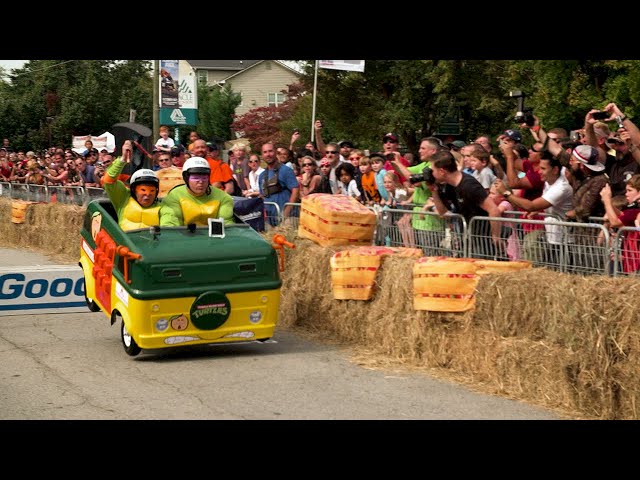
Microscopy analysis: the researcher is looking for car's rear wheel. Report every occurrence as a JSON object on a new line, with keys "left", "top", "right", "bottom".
{"left": 83, "top": 285, "right": 101, "bottom": 312}
{"left": 121, "top": 318, "right": 141, "bottom": 357}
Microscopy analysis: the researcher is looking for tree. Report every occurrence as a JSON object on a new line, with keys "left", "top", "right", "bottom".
{"left": 230, "top": 83, "right": 303, "bottom": 149}
{"left": 0, "top": 60, "right": 153, "bottom": 151}
{"left": 198, "top": 83, "right": 241, "bottom": 143}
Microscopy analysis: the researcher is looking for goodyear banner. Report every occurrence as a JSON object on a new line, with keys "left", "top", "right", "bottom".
{"left": 0, "top": 266, "right": 87, "bottom": 316}
{"left": 160, "top": 60, "right": 198, "bottom": 126}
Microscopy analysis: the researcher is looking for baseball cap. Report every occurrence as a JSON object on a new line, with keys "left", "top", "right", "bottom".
{"left": 572, "top": 145, "right": 605, "bottom": 172}
{"left": 383, "top": 132, "right": 399, "bottom": 143}
{"left": 451, "top": 140, "right": 466, "bottom": 149}
{"left": 606, "top": 136, "right": 625, "bottom": 147}
{"left": 83, "top": 148, "right": 99, "bottom": 158}
{"left": 338, "top": 139, "right": 354, "bottom": 148}
{"left": 503, "top": 129, "right": 522, "bottom": 142}
{"left": 171, "top": 145, "right": 185, "bottom": 156}
{"left": 319, "top": 158, "right": 331, "bottom": 167}
{"left": 206, "top": 141, "right": 219, "bottom": 151}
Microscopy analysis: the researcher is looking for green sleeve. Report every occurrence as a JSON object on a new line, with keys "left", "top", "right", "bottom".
{"left": 159, "top": 189, "right": 183, "bottom": 226}
{"left": 103, "top": 158, "right": 129, "bottom": 210}
{"left": 106, "top": 157, "right": 126, "bottom": 178}
{"left": 218, "top": 191, "right": 235, "bottom": 225}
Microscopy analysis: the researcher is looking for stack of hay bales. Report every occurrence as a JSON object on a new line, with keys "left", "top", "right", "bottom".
{"left": 298, "top": 193, "right": 377, "bottom": 247}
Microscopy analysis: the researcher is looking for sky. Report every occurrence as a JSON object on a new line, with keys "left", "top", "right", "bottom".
{"left": 0, "top": 60, "right": 27, "bottom": 71}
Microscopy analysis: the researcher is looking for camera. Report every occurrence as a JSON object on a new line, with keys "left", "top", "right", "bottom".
{"left": 569, "top": 130, "right": 582, "bottom": 142}
{"left": 509, "top": 90, "right": 535, "bottom": 127}
{"left": 409, "top": 166, "right": 436, "bottom": 185}
{"left": 385, "top": 153, "right": 396, "bottom": 161}
{"left": 592, "top": 111, "right": 609, "bottom": 121}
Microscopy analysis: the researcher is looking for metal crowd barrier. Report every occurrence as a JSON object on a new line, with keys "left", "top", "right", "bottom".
{"left": 374, "top": 207, "right": 467, "bottom": 258}
{"left": 613, "top": 226, "right": 640, "bottom": 277}
{"left": 2, "top": 186, "right": 635, "bottom": 278}
{"left": 468, "top": 217, "right": 610, "bottom": 275}
{"left": 263, "top": 201, "right": 282, "bottom": 228}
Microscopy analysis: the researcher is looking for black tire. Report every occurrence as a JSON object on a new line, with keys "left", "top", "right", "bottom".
{"left": 84, "top": 287, "right": 101, "bottom": 312}
{"left": 121, "top": 318, "right": 141, "bottom": 357}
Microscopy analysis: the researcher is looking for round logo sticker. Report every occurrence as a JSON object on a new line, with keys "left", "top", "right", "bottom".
{"left": 190, "top": 291, "right": 231, "bottom": 330}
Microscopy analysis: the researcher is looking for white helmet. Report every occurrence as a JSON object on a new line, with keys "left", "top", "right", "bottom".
{"left": 129, "top": 168, "right": 159, "bottom": 200}
{"left": 182, "top": 156, "right": 211, "bottom": 183}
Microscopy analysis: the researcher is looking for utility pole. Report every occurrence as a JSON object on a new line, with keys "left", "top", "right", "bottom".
{"left": 153, "top": 60, "right": 159, "bottom": 143}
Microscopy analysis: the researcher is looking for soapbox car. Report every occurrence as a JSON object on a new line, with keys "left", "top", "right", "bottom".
{"left": 79, "top": 198, "right": 291, "bottom": 357}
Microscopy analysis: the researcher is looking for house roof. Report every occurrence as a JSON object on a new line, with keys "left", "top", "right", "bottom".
{"left": 185, "top": 60, "right": 261, "bottom": 71}
{"left": 220, "top": 60, "right": 301, "bottom": 83}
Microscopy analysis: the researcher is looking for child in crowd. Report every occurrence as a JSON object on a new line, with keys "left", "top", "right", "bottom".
{"left": 489, "top": 183, "right": 520, "bottom": 260}
{"left": 359, "top": 156, "right": 381, "bottom": 205}
{"left": 380, "top": 171, "right": 407, "bottom": 208}
{"left": 371, "top": 154, "right": 389, "bottom": 202}
{"left": 335, "top": 162, "right": 361, "bottom": 200}
{"left": 600, "top": 175, "right": 640, "bottom": 274}
{"left": 470, "top": 146, "right": 497, "bottom": 191}
{"left": 155, "top": 126, "right": 175, "bottom": 153}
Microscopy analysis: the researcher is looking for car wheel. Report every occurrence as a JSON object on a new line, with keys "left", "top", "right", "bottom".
{"left": 121, "top": 318, "right": 141, "bottom": 357}
{"left": 84, "top": 289, "right": 101, "bottom": 312}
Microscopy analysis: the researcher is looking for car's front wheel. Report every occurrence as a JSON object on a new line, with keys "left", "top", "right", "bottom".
{"left": 120, "top": 317, "right": 141, "bottom": 357}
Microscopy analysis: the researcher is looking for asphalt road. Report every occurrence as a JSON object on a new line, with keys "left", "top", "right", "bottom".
{"left": 0, "top": 247, "right": 560, "bottom": 420}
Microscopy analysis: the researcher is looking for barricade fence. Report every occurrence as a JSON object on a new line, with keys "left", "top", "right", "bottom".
{"left": 3, "top": 187, "right": 638, "bottom": 277}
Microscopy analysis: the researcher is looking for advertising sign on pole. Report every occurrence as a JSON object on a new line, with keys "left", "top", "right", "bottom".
{"left": 318, "top": 60, "right": 365, "bottom": 73}
{"left": 159, "top": 60, "right": 198, "bottom": 126}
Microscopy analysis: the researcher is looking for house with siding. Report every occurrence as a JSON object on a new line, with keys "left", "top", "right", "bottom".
{"left": 186, "top": 60, "right": 302, "bottom": 116}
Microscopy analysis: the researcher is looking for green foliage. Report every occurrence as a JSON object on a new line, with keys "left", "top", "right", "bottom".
{"left": 4, "top": 59, "right": 640, "bottom": 155}
{"left": 0, "top": 60, "right": 152, "bottom": 151}
{"left": 197, "top": 83, "right": 241, "bottom": 142}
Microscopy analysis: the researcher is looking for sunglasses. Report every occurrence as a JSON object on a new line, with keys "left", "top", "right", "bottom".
{"left": 349, "top": 156, "right": 361, "bottom": 161}
{"left": 189, "top": 174, "right": 209, "bottom": 181}
{"left": 303, "top": 163, "right": 315, "bottom": 167}
{"left": 248, "top": 160, "right": 258, "bottom": 163}
{"left": 384, "top": 139, "right": 397, "bottom": 144}
{"left": 159, "top": 158, "right": 171, "bottom": 162}
{"left": 320, "top": 164, "right": 331, "bottom": 168}
{"left": 325, "top": 151, "right": 338, "bottom": 154}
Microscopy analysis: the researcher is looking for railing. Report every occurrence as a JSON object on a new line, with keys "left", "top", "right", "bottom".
{"left": 3, "top": 186, "right": 636, "bottom": 277}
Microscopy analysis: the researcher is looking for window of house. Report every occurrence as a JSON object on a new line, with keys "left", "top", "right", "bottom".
{"left": 197, "top": 70, "right": 208, "bottom": 84}
{"left": 268, "top": 93, "right": 285, "bottom": 107}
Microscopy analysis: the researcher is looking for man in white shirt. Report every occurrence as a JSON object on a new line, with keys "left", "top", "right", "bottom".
{"left": 494, "top": 154, "right": 573, "bottom": 264}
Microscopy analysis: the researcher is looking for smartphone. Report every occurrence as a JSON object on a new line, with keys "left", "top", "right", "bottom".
{"left": 592, "top": 111, "right": 609, "bottom": 120}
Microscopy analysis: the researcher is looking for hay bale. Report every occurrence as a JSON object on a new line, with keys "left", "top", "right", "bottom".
{"left": 278, "top": 227, "right": 640, "bottom": 419}
{"left": 11, "top": 200, "right": 38, "bottom": 224}
{"left": 0, "top": 197, "right": 84, "bottom": 263}
{"left": 330, "top": 246, "right": 422, "bottom": 300}
{"left": 413, "top": 257, "right": 479, "bottom": 312}
{"left": 297, "top": 193, "right": 377, "bottom": 247}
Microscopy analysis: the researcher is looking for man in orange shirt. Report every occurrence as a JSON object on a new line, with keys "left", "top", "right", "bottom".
{"left": 191, "top": 139, "right": 234, "bottom": 194}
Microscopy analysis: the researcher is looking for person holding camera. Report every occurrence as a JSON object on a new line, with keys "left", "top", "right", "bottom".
{"left": 391, "top": 137, "right": 446, "bottom": 253}
{"left": 427, "top": 150, "right": 506, "bottom": 259}
{"left": 596, "top": 102, "right": 640, "bottom": 197}
{"left": 381, "top": 132, "right": 411, "bottom": 185}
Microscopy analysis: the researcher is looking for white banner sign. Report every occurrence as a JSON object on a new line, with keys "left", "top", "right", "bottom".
{"left": 318, "top": 60, "right": 365, "bottom": 73}
{"left": 71, "top": 132, "right": 116, "bottom": 155}
{"left": 0, "top": 266, "right": 87, "bottom": 316}
{"left": 178, "top": 60, "right": 197, "bottom": 109}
